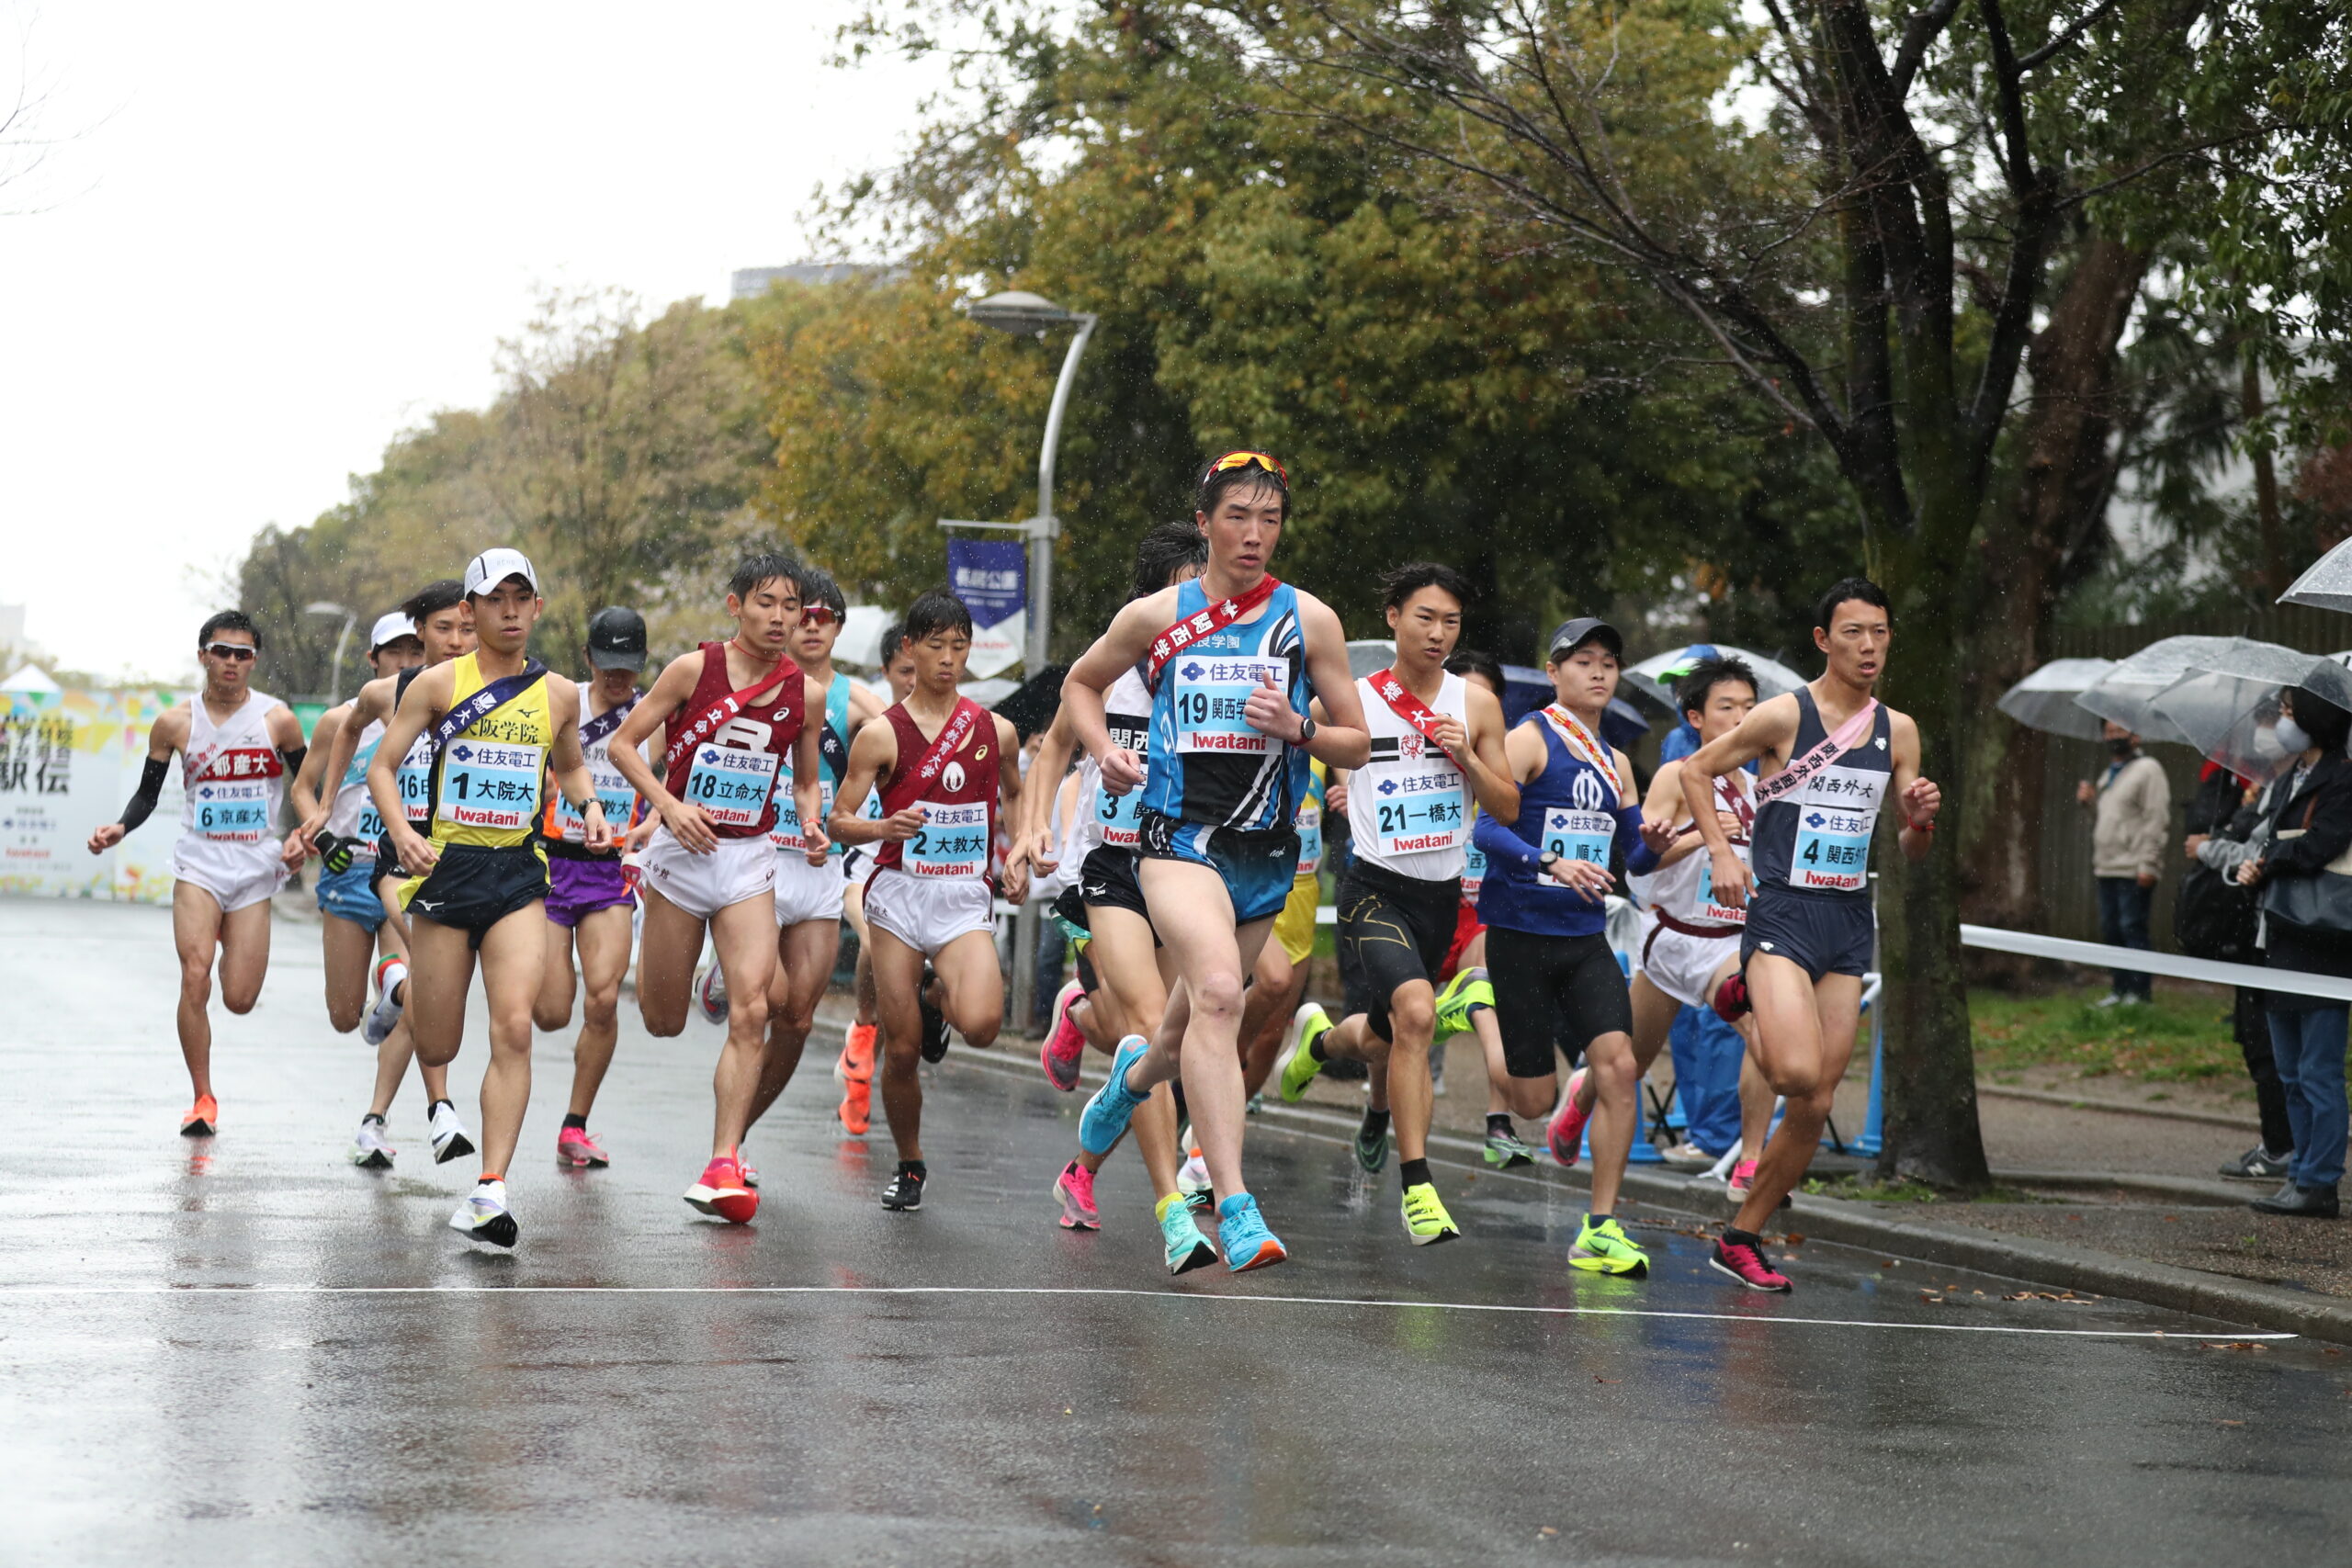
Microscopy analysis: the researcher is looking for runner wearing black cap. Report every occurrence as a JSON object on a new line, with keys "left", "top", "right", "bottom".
{"left": 532, "top": 605, "right": 659, "bottom": 1170}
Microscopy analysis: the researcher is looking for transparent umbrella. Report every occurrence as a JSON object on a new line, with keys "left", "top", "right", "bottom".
{"left": 1995, "top": 658, "right": 2117, "bottom": 741}
{"left": 2279, "top": 540, "right": 2352, "bottom": 614}
{"left": 1620, "top": 643, "right": 1809, "bottom": 714}
{"left": 2074, "top": 636, "right": 2249, "bottom": 743}
{"left": 2148, "top": 642, "right": 2352, "bottom": 784}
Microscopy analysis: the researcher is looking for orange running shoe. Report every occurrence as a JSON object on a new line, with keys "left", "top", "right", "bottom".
{"left": 834, "top": 1022, "right": 877, "bottom": 1089}
{"left": 838, "top": 1075, "right": 872, "bottom": 1137}
{"left": 180, "top": 1094, "right": 219, "bottom": 1137}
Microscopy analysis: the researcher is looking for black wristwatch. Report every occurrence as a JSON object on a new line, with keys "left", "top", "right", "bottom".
{"left": 1296, "top": 715, "right": 1317, "bottom": 746}
{"left": 1539, "top": 850, "right": 1562, "bottom": 876}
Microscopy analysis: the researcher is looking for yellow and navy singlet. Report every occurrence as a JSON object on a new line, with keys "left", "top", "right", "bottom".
{"left": 424, "top": 652, "right": 554, "bottom": 853}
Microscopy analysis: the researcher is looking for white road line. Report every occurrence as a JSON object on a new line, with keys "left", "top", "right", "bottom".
{"left": 0, "top": 1283, "right": 2294, "bottom": 1338}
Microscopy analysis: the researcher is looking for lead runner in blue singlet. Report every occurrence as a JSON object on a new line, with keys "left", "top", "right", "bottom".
{"left": 1058, "top": 451, "right": 1371, "bottom": 1271}
{"left": 1680, "top": 576, "right": 1943, "bottom": 1292}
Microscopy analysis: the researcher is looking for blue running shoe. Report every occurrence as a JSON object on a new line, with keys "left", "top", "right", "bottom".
{"left": 1078, "top": 1035, "right": 1151, "bottom": 1157}
{"left": 1215, "top": 1193, "right": 1287, "bottom": 1272}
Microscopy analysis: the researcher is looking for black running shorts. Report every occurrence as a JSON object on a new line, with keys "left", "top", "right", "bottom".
{"left": 401, "top": 843, "right": 548, "bottom": 949}
{"left": 1485, "top": 925, "right": 1633, "bottom": 1078}
{"left": 1336, "top": 860, "right": 1463, "bottom": 1043}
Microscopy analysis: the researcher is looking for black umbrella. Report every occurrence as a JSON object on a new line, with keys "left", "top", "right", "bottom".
{"left": 990, "top": 662, "right": 1069, "bottom": 739}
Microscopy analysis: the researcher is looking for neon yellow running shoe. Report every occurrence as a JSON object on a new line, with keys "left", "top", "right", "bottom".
{"left": 1277, "top": 1003, "right": 1333, "bottom": 1103}
{"left": 1400, "top": 1181, "right": 1462, "bottom": 1246}
{"left": 1432, "top": 967, "right": 1492, "bottom": 1041}
{"left": 1568, "top": 1213, "right": 1650, "bottom": 1278}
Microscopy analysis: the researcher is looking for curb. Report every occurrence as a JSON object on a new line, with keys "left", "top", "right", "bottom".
{"left": 922, "top": 1039, "right": 2352, "bottom": 1347}
{"left": 1977, "top": 1081, "right": 2256, "bottom": 1132}
{"left": 1991, "top": 1168, "right": 2259, "bottom": 1206}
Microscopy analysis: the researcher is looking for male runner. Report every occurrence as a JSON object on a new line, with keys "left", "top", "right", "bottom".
{"left": 1274, "top": 562, "right": 1519, "bottom": 1245}
{"left": 369, "top": 548, "right": 611, "bottom": 1247}
{"left": 831, "top": 589, "right": 1026, "bottom": 1212}
{"left": 1468, "top": 617, "right": 1652, "bottom": 1275}
{"left": 299, "top": 579, "right": 480, "bottom": 1164}
{"left": 1021, "top": 521, "right": 1217, "bottom": 1270}
{"left": 833, "top": 621, "right": 919, "bottom": 1134}
{"left": 287, "top": 611, "right": 425, "bottom": 1166}
{"left": 533, "top": 605, "right": 656, "bottom": 1169}
{"left": 609, "top": 551, "right": 825, "bottom": 1226}
{"left": 1060, "top": 450, "right": 1369, "bottom": 1270}
{"left": 88, "top": 612, "right": 308, "bottom": 1135}
{"left": 1684, "top": 577, "right": 1940, "bottom": 1292}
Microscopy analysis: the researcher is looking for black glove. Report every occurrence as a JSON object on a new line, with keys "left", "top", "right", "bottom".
{"left": 314, "top": 830, "right": 354, "bottom": 875}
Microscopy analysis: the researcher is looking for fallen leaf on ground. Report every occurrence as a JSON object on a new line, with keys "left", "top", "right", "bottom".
{"left": 2200, "top": 1342, "right": 2272, "bottom": 1353}
{"left": 2218, "top": 1419, "right": 2245, "bottom": 1427}
{"left": 1783, "top": 1233, "right": 1805, "bottom": 1244}
{"left": 1538, "top": 1527, "right": 1559, "bottom": 1538}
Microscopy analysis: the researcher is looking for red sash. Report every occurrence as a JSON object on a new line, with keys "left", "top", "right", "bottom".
{"left": 879, "top": 697, "right": 987, "bottom": 819}
{"left": 1367, "top": 668, "right": 1459, "bottom": 764}
{"left": 1671, "top": 769, "right": 1756, "bottom": 842}
{"left": 662, "top": 649, "right": 799, "bottom": 776}
{"left": 1753, "top": 696, "right": 1878, "bottom": 807}
{"left": 1539, "top": 703, "right": 1628, "bottom": 798}
{"left": 1145, "top": 574, "right": 1282, "bottom": 684}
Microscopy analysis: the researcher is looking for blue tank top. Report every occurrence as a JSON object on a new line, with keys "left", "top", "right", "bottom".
{"left": 1751, "top": 688, "right": 1892, "bottom": 900}
{"left": 1476, "top": 716, "right": 1630, "bottom": 939}
{"left": 1140, "top": 579, "right": 1312, "bottom": 833}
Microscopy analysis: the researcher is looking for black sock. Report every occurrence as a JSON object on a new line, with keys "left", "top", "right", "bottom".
{"left": 898, "top": 1159, "right": 927, "bottom": 1179}
{"left": 1361, "top": 1108, "right": 1390, "bottom": 1140}
{"left": 561, "top": 1112, "right": 588, "bottom": 1131}
{"left": 1486, "top": 1112, "right": 1514, "bottom": 1138}
{"left": 361, "top": 1112, "right": 386, "bottom": 1127}
{"left": 1308, "top": 1033, "right": 1330, "bottom": 1063}
{"left": 1723, "top": 1225, "right": 1760, "bottom": 1247}
{"left": 1399, "top": 1156, "right": 1431, "bottom": 1190}
{"left": 1170, "top": 1082, "right": 1189, "bottom": 1122}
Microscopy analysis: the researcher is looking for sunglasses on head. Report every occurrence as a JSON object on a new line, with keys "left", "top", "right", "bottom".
{"left": 800, "top": 604, "right": 839, "bottom": 628}
{"left": 203, "top": 642, "right": 256, "bottom": 661}
{"left": 1200, "top": 449, "right": 1289, "bottom": 489}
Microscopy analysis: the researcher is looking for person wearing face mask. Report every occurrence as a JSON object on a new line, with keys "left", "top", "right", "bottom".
{"left": 2076, "top": 721, "right": 2171, "bottom": 1006}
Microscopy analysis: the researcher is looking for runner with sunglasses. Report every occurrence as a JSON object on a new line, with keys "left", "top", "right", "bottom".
{"left": 1274, "top": 562, "right": 1519, "bottom": 1245}
{"left": 88, "top": 612, "right": 309, "bottom": 1137}
{"left": 1060, "top": 450, "right": 1370, "bottom": 1270}
{"left": 299, "top": 580, "right": 481, "bottom": 1168}
{"left": 1681, "top": 577, "right": 1941, "bottom": 1291}
{"left": 608, "top": 551, "right": 825, "bottom": 1228}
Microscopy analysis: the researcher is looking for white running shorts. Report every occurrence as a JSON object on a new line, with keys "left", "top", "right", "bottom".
{"left": 774, "top": 848, "right": 847, "bottom": 928}
{"left": 638, "top": 829, "right": 775, "bottom": 920}
{"left": 170, "top": 841, "right": 288, "bottom": 914}
{"left": 862, "top": 865, "right": 994, "bottom": 958}
{"left": 1635, "top": 911, "right": 1743, "bottom": 1012}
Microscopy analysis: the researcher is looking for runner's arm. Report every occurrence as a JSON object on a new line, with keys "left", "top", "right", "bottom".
{"left": 1287, "top": 594, "right": 1370, "bottom": 770}
{"left": 288, "top": 705, "right": 346, "bottom": 828}
{"left": 1460, "top": 682, "right": 1520, "bottom": 826}
{"left": 827, "top": 721, "right": 905, "bottom": 846}
{"left": 994, "top": 715, "right": 1028, "bottom": 904}
{"left": 1683, "top": 694, "right": 1796, "bottom": 908}
{"left": 1018, "top": 707, "right": 1079, "bottom": 866}
{"left": 368, "top": 662, "right": 455, "bottom": 875}
{"left": 1062, "top": 592, "right": 1170, "bottom": 792}
{"left": 301, "top": 677, "right": 386, "bottom": 841}
{"left": 1629, "top": 758, "right": 1691, "bottom": 874}
{"left": 608, "top": 654, "right": 713, "bottom": 852}
{"left": 1472, "top": 803, "right": 1608, "bottom": 902}
{"left": 545, "top": 676, "right": 612, "bottom": 852}
{"left": 88, "top": 708, "right": 185, "bottom": 852}
{"left": 790, "top": 694, "right": 827, "bottom": 864}
{"left": 268, "top": 705, "right": 310, "bottom": 845}
{"left": 1889, "top": 710, "right": 1939, "bottom": 863}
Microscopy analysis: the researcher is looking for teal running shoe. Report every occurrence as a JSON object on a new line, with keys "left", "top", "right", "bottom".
{"left": 1215, "top": 1193, "right": 1287, "bottom": 1272}
{"left": 1433, "top": 966, "right": 1492, "bottom": 1040}
{"left": 1158, "top": 1196, "right": 1219, "bottom": 1274}
{"left": 1277, "top": 1004, "right": 1333, "bottom": 1102}
{"left": 1353, "top": 1115, "right": 1390, "bottom": 1174}
{"left": 1484, "top": 1123, "right": 1536, "bottom": 1168}
{"left": 1078, "top": 1035, "right": 1151, "bottom": 1156}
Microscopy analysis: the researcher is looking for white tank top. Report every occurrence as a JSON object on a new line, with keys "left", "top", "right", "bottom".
{"left": 1346, "top": 670, "right": 1470, "bottom": 881}
{"left": 1079, "top": 665, "right": 1154, "bottom": 857}
{"left": 324, "top": 713, "right": 387, "bottom": 859}
{"left": 181, "top": 691, "right": 288, "bottom": 849}
{"left": 1645, "top": 765, "right": 1754, "bottom": 930}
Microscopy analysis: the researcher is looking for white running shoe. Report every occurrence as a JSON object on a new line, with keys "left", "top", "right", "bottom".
{"left": 348, "top": 1116, "right": 396, "bottom": 1169}
{"left": 695, "top": 963, "right": 729, "bottom": 1025}
{"left": 448, "top": 1179, "right": 518, "bottom": 1247}
{"left": 1176, "top": 1141, "right": 1211, "bottom": 1197}
{"left": 429, "top": 1100, "right": 477, "bottom": 1164}
{"left": 363, "top": 966, "right": 407, "bottom": 1046}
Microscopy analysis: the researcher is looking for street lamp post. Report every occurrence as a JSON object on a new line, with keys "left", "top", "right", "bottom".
{"left": 960, "top": 290, "right": 1098, "bottom": 1032}
{"left": 305, "top": 602, "right": 356, "bottom": 706}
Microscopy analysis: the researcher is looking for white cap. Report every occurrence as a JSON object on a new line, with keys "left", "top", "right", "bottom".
{"left": 463, "top": 547, "right": 541, "bottom": 598}
{"left": 368, "top": 612, "right": 418, "bottom": 651}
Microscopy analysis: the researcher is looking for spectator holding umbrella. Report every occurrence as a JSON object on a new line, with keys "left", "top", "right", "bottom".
{"left": 2076, "top": 722, "right": 2169, "bottom": 1006}
{"left": 2185, "top": 762, "right": 2291, "bottom": 1179}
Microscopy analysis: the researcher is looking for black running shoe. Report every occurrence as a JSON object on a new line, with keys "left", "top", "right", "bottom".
{"left": 919, "top": 994, "right": 950, "bottom": 1063}
{"left": 882, "top": 1163, "right": 928, "bottom": 1211}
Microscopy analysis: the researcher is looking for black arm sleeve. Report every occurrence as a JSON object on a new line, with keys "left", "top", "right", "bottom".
{"left": 280, "top": 745, "right": 308, "bottom": 777}
{"left": 118, "top": 757, "right": 170, "bottom": 834}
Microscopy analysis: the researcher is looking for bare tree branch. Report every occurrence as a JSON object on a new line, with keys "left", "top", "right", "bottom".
{"left": 2018, "top": 0, "right": 2126, "bottom": 73}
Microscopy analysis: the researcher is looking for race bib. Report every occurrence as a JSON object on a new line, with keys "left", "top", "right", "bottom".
{"left": 1369, "top": 770, "right": 1466, "bottom": 857}
{"left": 768, "top": 755, "right": 837, "bottom": 853}
{"left": 1789, "top": 765, "right": 1884, "bottom": 893}
{"left": 436, "top": 740, "right": 544, "bottom": 833}
{"left": 396, "top": 736, "right": 435, "bottom": 824}
{"left": 1461, "top": 837, "right": 1486, "bottom": 899}
{"left": 1170, "top": 656, "right": 1287, "bottom": 755}
{"left": 907, "top": 801, "right": 989, "bottom": 878}
{"left": 1094, "top": 768, "right": 1148, "bottom": 849}
{"left": 1295, "top": 798, "right": 1324, "bottom": 878}
{"left": 354, "top": 805, "right": 386, "bottom": 850}
{"left": 684, "top": 744, "right": 780, "bottom": 831}
{"left": 1693, "top": 842, "right": 1751, "bottom": 925}
{"left": 552, "top": 752, "right": 639, "bottom": 845}
{"left": 192, "top": 778, "right": 272, "bottom": 841}
{"left": 1541, "top": 807, "right": 1615, "bottom": 880}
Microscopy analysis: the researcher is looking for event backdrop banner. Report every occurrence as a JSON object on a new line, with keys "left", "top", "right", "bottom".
{"left": 0, "top": 685, "right": 191, "bottom": 902}
{"left": 948, "top": 537, "right": 1026, "bottom": 679}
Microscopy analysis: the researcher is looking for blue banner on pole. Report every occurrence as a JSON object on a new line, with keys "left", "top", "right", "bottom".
{"left": 947, "top": 537, "right": 1027, "bottom": 677}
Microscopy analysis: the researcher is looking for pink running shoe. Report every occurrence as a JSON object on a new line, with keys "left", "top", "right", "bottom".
{"left": 556, "top": 1126, "right": 609, "bottom": 1168}
{"left": 1040, "top": 980, "right": 1088, "bottom": 1092}
{"left": 1053, "top": 1159, "right": 1100, "bottom": 1230}
{"left": 1727, "top": 1158, "right": 1757, "bottom": 1200}
{"left": 1547, "top": 1067, "right": 1592, "bottom": 1168}
{"left": 1709, "top": 1234, "right": 1792, "bottom": 1292}
{"left": 684, "top": 1155, "right": 758, "bottom": 1224}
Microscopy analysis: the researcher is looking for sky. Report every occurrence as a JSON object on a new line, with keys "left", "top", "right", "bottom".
{"left": 0, "top": 1, "right": 942, "bottom": 682}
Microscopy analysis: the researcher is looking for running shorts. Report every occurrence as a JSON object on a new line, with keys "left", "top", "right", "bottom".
{"left": 1136, "top": 811, "right": 1298, "bottom": 927}
{"left": 1742, "top": 886, "right": 1873, "bottom": 982}
{"left": 1336, "top": 861, "right": 1461, "bottom": 1044}
{"left": 774, "top": 848, "right": 847, "bottom": 928}
{"left": 863, "top": 865, "right": 995, "bottom": 958}
{"left": 1637, "top": 913, "right": 1742, "bottom": 1011}
{"left": 315, "top": 861, "right": 386, "bottom": 931}
{"left": 1438, "top": 899, "right": 1483, "bottom": 984}
{"left": 546, "top": 854, "right": 634, "bottom": 929}
{"left": 401, "top": 842, "right": 548, "bottom": 947}
{"left": 1485, "top": 925, "right": 1633, "bottom": 1078}
{"left": 1273, "top": 873, "right": 1321, "bottom": 966}
{"left": 372, "top": 831, "right": 407, "bottom": 888}
{"left": 639, "top": 829, "right": 775, "bottom": 921}
{"left": 171, "top": 847, "right": 287, "bottom": 915}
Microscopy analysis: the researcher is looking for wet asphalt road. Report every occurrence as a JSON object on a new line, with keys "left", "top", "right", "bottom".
{"left": 6, "top": 897, "right": 2351, "bottom": 1567}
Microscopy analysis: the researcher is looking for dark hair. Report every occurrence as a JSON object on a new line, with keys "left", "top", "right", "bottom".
{"left": 1132, "top": 520, "right": 1210, "bottom": 599}
{"left": 2290, "top": 687, "right": 2352, "bottom": 754}
{"left": 1678, "top": 654, "right": 1758, "bottom": 721}
{"left": 402, "top": 580, "right": 466, "bottom": 623}
{"left": 197, "top": 610, "right": 260, "bottom": 650}
{"left": 1445, "top": 648, "right": 1507, "bottom": 696}
{"left": 790, "top": 561, "right": 847, "bottom": 622}
{"left": 729, "top": 550, "right": 801, "bottom": 604}
{"left": 1814, "top": 575, "right": 1891, "bottom": 632}
{"left": 1196, "top": 459, "right": 1290, "bottom": 525}
{"left": 1381, "top": 561, "right": 1474, "bottom": 614}
{"left": 876, "top": 621, "right": 910, "bottom": 665}
{"left": 902, "top": 588, "right": 973, "bottom": 644}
